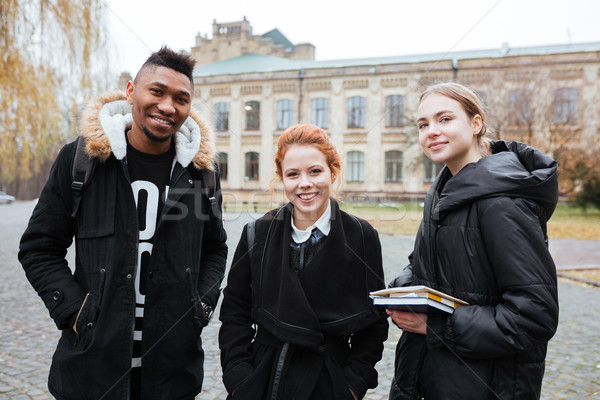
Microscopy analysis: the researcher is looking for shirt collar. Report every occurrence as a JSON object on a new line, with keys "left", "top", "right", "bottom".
{"left": 291, "top": 199, "right": 331, "bottom": 244}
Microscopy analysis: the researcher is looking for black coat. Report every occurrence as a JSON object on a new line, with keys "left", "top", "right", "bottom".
{"left": 389, "top": 141, "right": 559, "bottom": 400}
{"left": 19, "top": 93, "right": 227, "bottom": 400}
{"left": 219, "top": 200, "right": 389, "bottom": 400}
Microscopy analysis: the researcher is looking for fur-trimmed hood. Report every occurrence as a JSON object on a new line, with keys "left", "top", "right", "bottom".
{"left": 78, "top": 92, "right": 216, "bottom": 170}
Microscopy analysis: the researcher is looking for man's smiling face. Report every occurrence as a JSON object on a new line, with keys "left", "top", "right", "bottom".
{"left": 126, "top": 65, "right": 192, "bottom": 153}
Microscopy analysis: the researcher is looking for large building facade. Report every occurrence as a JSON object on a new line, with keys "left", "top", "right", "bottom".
{"left": 190, "top": 19, "right": 600, "bottom": 203}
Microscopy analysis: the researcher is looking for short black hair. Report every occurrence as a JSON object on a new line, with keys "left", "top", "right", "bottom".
{"left": 136, "top": 46, "right": 196, "bottom": 84}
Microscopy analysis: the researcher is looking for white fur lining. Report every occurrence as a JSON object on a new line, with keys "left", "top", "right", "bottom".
{"left": 98, "top": 100, "right": 132, "bottom": 160}
{"left": 98, "top": 100, "right": 201, "bottom": 166}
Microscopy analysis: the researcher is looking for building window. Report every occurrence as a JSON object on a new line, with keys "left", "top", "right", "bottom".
{"left": 276, "top": 99, "right": 294, "bottom": 130}
{"left": 219, "top": 152, "right": 228, "bottom": 181}
{"left": 553, "top": 88, "right": 578, "bottom": 124}
{"left": 245, "top": 101, "right": 260, "bottom": 130}
{"left": 347, "top": 96, "right": 366, "bottom": 129}
{"left": 385, "top": 151, "right": 403, "bottom": 182}
{"left": 311, "top": 98, "right": 329, "bottom": 129}
{"left": 424, "top": 155, "right": 444, "bottom": 183}
{"left": 347, "top": 151, "right": 365, "bottom": 182}
{"left": 214, "top": 102, "right": 229, "bottom": 132}
{"left": 244, "top": 152, "right": 259, "bottom": 181}
{"left": 508, "top": 89, "right": 531, "bottom": 126}
{"left": 385, "top": 95, "right": 404, "bottom": 127}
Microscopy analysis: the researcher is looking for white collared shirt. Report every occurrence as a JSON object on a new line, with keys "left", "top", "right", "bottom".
{"left": 291, "top": 199, "right": 331, "bottom": 244}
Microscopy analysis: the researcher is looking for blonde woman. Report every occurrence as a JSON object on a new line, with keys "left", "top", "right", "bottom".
{"left": 388, "top": 83, "right": 559, "bottom": 400}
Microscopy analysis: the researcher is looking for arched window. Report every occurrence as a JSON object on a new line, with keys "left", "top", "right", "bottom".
{"left": 347, "top": 96, "right": 365, "bottom": 128}
{"left": 245, "top": 152, "right": 259, "bottom": 181}
{"left": 347, "top": 151, "right": 365, "bottom": 182}
{"left": 423, "top": 155, "right": 443, "bottom": 183}
{"left": 385, "top": 151, "right": 403, "bottom": 182}
{"left": 214, "top": 102, "right": 229, "bottom": 132}
{"left": 276, "top": 99, "right": 294, "bottom": 130}
{"left": 553, "top": 88, "right": 578, "bottom": 124}
{"left": 245, "top": 101, "right": 260, "bottom": 130}
{"left": 219, "top": 152, "right": 228, "bottom": 181}
{"left": 508, "top": 90, "right": 531, "bottom": 127}
{"left": 385, "top": 95, "right": 404, "bottom": 128}
{"left": 311, "top": 98, "right": 329, "bottom": 129}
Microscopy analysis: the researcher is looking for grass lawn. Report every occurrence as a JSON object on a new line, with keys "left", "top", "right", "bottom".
{"left": 339, "top": 202, "right": 423, "bottom": 236}
{"left": 226, "top": 200, "right": 600, "bottom": 284}
{"left": 227, "top": 201, "right": 600, "bottom": 241}
{"left": 346, "top": 202, "right": 600, "bottom": 285}
{"left": 345, "top": 202, "right": 600, "bottom": 241}
{"left": 547, "top": 205, "right": 600, "bottom": 240}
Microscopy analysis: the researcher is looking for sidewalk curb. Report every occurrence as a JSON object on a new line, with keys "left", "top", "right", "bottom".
{"left": 557, "top": 272, "right": 600, "bottom": 288}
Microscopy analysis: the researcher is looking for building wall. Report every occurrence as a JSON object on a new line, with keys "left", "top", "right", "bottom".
{"left": 193, "top": 50, "right": 600, "bottom": 204}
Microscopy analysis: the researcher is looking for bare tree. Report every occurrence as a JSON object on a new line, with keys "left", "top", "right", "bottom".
{"left": 462, "top": 64, "right": 593, "bottom": 197}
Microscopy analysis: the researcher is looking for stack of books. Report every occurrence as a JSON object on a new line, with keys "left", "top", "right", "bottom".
{"left": 370, "top": 285, "right": 468, "bottom": 314}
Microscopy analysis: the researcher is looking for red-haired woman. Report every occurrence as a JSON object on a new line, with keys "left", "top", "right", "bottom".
{"left": 219, "top": 124, "right": 388, "bottom": 400}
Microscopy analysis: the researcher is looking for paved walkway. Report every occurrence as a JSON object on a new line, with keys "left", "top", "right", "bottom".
{"left": 1, "top": 202, "right": 599, "bottom": 399}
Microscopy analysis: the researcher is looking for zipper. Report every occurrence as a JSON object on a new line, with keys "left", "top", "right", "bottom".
{"left": 121, "top": 156, "right": 139, "bottom": 392}
{"left": 121, "top": 156, "right": 131, "bottom": 183}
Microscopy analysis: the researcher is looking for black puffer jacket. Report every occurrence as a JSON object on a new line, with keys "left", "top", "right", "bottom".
{"left": 389, "top": 141, "right": 559, "bottom": 400}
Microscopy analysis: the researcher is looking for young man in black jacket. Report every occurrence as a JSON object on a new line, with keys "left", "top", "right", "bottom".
{"left": 19, "top": 47, "right": 227, "bottom": 400}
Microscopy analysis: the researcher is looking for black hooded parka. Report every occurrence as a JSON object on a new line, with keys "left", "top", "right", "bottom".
{"left": 389, "top": 141, "right": 559, "bottom": 400}
{"left": 19, "top": 93, "right": 228, "bottom": 400}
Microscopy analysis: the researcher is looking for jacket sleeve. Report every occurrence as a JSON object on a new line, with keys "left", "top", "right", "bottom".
{"left": 18, "top": 142, "right": 87, "bottom": 330}
{"left": 344, "top": 225, "right": 389, "bottom": 399}
{"left": 388, "top": 253, "right": 413, "bottom": 287}
{"left": 428, "top": 197, "right": 559, "bottom": 358}
{"left": 198, "top": 165, "right": 228, "bottom": 309}
{"left": 218, "top": 224, "right": 256, "bottom": 393}
{"left": 388, "top": 221, "right": 421, "bottom": 288}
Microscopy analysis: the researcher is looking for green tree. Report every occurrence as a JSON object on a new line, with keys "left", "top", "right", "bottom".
{"left": 0, "top": 0, "right": 110, "bottom": 188}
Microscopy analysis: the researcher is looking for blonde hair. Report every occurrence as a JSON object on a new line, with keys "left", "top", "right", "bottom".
{"left": 420, "top": 82, "right": 490, "bottom": 156}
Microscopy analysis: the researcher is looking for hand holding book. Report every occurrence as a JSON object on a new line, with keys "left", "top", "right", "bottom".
{"left": 386, "top": 308, "right": 429, "bottom": 334}
{"left": 370, "top": 285, "right": 468, "bottom": 315}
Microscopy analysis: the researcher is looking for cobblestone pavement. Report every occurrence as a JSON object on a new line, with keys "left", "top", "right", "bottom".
{"left": 1, "top": 201, "right": 599, "bottom": 399}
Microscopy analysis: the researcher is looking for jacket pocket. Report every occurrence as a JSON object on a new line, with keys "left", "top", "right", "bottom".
{"left": 74, "top": 292, "right": 100, "bottom": 350}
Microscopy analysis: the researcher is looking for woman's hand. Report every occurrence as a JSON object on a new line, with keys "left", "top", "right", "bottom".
{"left": 386, "top": 310, "right": 428, "bottom": 335}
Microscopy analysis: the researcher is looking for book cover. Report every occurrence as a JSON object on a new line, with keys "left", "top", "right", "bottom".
{"left": 370, "top": 285, "right": 468, "bottom": 314}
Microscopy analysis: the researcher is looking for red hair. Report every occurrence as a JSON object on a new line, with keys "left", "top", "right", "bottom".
{"left": 274, "top": 124, "right": 341, "bottom": 182}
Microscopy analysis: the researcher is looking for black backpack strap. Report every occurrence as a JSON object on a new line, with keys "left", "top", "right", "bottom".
{"left": 201, "top": 167, "right": 219, "bottom": 218}
{"left": 246, "top": 220, "right": 256, "bottom": 257}
{"left": 71, "top": 136, "right": 95, "bottom": 218}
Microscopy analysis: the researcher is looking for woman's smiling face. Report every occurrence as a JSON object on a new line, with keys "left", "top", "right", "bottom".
{"left": 416, "top": 92, "right": 482, "bottom": 175}
{"left": 281, "top": 144, "right": 332, "bottom": 230}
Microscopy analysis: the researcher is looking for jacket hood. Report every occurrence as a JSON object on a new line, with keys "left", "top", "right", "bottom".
{"left": 78, "top": 92, "right": 216, "bottom": 170}
{"left": 437, "top": 140, "right": 558, "bottom": 220}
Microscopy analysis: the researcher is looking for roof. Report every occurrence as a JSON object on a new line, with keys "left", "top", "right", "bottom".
{"left": 193, "top": 42, "right": 600, "bottom": 78}
{"left": 261, "top": 28, "right": 294, "bottom": 51}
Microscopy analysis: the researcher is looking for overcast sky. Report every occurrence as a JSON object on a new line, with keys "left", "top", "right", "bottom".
{"left": 106, "top": 0, "right": 600, "bottom": 77}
